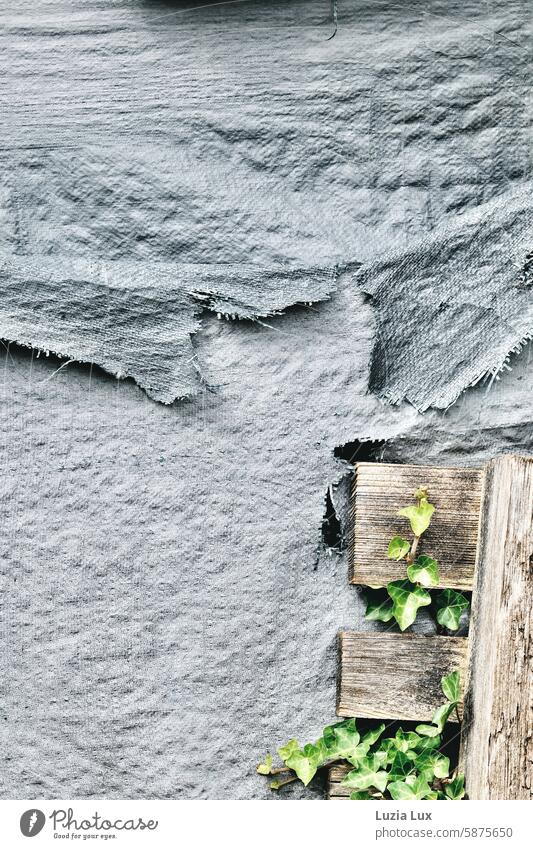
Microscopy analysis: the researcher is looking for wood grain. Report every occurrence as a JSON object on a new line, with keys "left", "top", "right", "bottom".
{"left": 337, "top": 632, "right": 468, "bottom": 721}
{"left": 461, "top": 455, "right": 533, "bottom": 800}
{"left": 349, "top": 463, "right": 483, "bottom": 591}
{"left": 328, "top": 765, "right": 352, "bottom": 799}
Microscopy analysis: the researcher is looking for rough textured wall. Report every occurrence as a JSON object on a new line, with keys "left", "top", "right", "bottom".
{"left": 0, "top": 0, "right": 532, "bottom": 799}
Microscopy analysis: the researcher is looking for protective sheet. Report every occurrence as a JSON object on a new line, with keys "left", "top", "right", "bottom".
{"left": 1, "top": 0, "right": 533, "bottom": 801}
{"left": 0, "top": 256, "right": 334, "bottom": 402}
{"left": 356, "top": 187, "right": 533, "bottom": 410}
{"left": 2, "top": 0, "right": 532, "bottom": 406}
{"left": 1, "top": 292, "right": 531, "bottom": 800}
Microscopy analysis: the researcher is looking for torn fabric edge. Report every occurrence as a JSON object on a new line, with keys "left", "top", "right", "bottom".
{"left": 347, "top": 186, "right": 533, "bottom": 412}
{"left": 0, "top": 257, "right": 336, "bottom": 404}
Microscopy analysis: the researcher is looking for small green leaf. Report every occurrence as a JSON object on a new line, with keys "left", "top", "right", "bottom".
{"left": 393, "top": 729, "right": 422, "bottom": 753}
{"left": 349, "top": 790, "right": 373, "bottom": 800}
{"left": 283, "top": 750, "right": 318, "bottom": 786}
{"left": 417, "top": 701, "right": 455, "bottom": 738}
{"left": 277, "top": 739, "right": 299, "bottom": 761}
{"left": 388, "top": 775, "right": 433, "bottom": 800}
{"left": 414, "top": 734, "right": 442, "bottom": 753}
{"left": 365, "top": 594, "right": 394, "bottom": 623}
{"left": 325, "top": 718, "right": 360, "bottom": 757}
{"left": 387, "top": 580, "right": 432, "bottom": 630}
{"left": 277, "top": 739, "right": 320, "bottom": 786}
{"left": 436, "top": 589, "right": 469, "bottom": 631}
{"left": 387, "top": 536, "right": 410, "bottom": 561}
{"left": 388, "top": 780, "right": 417, "bottom": 800}
{"left": 341, "top": 754, "right": 389, "bottom": 793}
{"left": 406, "top": 555, "right": 440, "bottom": 587}
{"left": 361, "top": 724, "right": 386, "bottom": 748}
{"left": 414, "top": 753, "right": 450, "bottom": 780}
{"left": 445, "top": 775, "right": 466, "bottom": 800}
{"left": 270, "top": 777, "right": 295, "bottom": 790}
{"left": 398, "top": 497, "right": 435, "bottom": 537}
{"left": 346, "top": 723, "right": 387, "bottom": 766}
{"left": 433, "top": 755, "right": 451, "bottom": 779}
{"left": 441, "top": 670, "right": 461, "bottom": 703}
{"left": 415, "top": 723, "right": 441, "bottom": 738}
{"left": 431, "top": 702, "right": 455, "bottom": 732}
{"left": 256, "top": 753, "right": 273, "bottom": 775}
{"left": 388, "top": 751, "right": 415, "bottom": 782}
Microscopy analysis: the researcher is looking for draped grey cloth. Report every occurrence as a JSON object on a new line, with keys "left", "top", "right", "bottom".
{"left": 1, "top": 0, "right": 532, "bottom": 800}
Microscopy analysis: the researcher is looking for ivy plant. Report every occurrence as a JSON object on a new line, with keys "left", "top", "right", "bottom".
{"left": 363, "top": 488, "right": 470, "bottom": 632}
{"left": 257, "top": 672, "right": 465, "bottom": 800}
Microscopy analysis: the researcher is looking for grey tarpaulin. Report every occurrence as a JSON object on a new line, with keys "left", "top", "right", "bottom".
{"left": 355, "top": 187, "right": 533, "bottom": 410}
{"left": 2, "top": 0, "right": 532, "bottom": 405}
{"left": 0, "top": 256, "right": 335, "bottom": 402}
{"left": 0, "top": 0, "right": 532, "bottom": 799}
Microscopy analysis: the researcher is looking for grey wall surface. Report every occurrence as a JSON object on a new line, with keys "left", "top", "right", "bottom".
{"left": 0, "top": 0, "right": 532, "bottom": 799}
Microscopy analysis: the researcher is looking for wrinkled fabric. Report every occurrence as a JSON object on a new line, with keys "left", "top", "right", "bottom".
{"left": 1, "top": 0, "right": 532, "bottom": 404}
{"left": 355, "top": 187, "right": 533, "bottom": 410}
{"left": 1, "top": 0, "right": 533, "bottom": 801}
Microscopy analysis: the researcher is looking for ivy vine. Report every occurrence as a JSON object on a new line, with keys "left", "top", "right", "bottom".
{"left": 257, "top": 485, "right": 469, "bottom": 798}
{"left": 258, "top": 672, "right": 465, "bottom": 799}
{"left": 364, "top": 488, "right": 470, "bottom": 632}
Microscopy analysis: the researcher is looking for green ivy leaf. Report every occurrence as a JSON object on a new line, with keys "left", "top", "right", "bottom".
{"left": 283, "top": 753, "right": 316, "bottom": 785}
{"left": 441, "top": 670, "right": 461, "bottom": 703}
{"left": 432, "top": 702, "right": 456, "bottom": 732}
{"left": 387, "top": 536, "right": 410, "bottom": 561}
{"left": 361, "top": 724, "right": 386, "bottom": 748}
{"left": 414, "top": 752, "right": 450, "bottom": 780}
{"left": 416, "top": 702, "right": 455, "bottom": 738}
{"left": 285, "top": 743, "right": 320, "bottom": 786}
{"left": 364, "top": 594, "right": 394, "bottom": 623}
{"left": 341, "top": 754, "right": 389, "bottom": 793}
{"left": 323, "top": 718, "right": 360, "bottom": 758}
{"left": 388, "top": 775, "right": 433, "bottom": 800}
{"left": 406, "top": 555, "right": 440, "bottom": 587}
{"left": 436, "top": 589, "right": 469, "bottom": 631}
{"left": 392, "top": 729, "right": 422, "bottom": 753}
{"left": 277, "top": 739, "right": 299, "bottom": 761}
{"left": 415, "top": 723, "right": 441, "bottom": 738}
{"left": 398, "top": 497, "right": 435, "bottom": 537}
{"left": 346, "top": 723, "right": 387, "bottom": 766}
{"left": 445, "top": 775, "right": 466, "bottom": 800}
{"left": 277, "top": 739, "right": 320, "bottom": 786}
{"left": 256, "top": 753, "right": 273, "bottom": 775}
{"left": 388, "top": 751, "right": 416, "bottom": 782}
{"left": 414, "top": 734, "right": 442, "bottom": 753}
{"left": 277, "top": 718, "right": 382, "bottom": 787}
{"left": 387, "top": 580, "right": 432, "bottom": 630}
{"left": 349, "top": 790, "right": 374, "bottom": 800}
{"left": 433, "top": 755, "right": 451, "bottom": 779}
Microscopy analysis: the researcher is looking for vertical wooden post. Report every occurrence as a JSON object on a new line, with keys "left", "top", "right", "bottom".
{"left": 461, "top": 455, "right": 533, "bottom": 799}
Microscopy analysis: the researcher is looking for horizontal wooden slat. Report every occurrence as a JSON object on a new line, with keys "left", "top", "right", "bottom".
{"left": 328, "top": 765, "right": 352, "bottom": 799}
{"left": 349, "top": 462, "right": 483, "bottom": 591}
{"left": 337, "top": 632, "right": 468, "bottom": 721}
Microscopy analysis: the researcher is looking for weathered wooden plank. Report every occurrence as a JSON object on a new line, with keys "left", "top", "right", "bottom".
{"left": 328, "top": 765, "right": 352, "bottom": 799}
{"left": 349, "top": 462, "right": 483, "bottom": 591}
{"left": 461, "top": 455, "right": 533, "bottom": 800}
{"left": 337, "top": 632, "right": 468, "bottom": 721}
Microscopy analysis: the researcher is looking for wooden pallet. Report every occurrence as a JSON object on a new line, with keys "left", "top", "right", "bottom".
{"left": 329, "top": 455, "right": 533, "bottom": 800}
